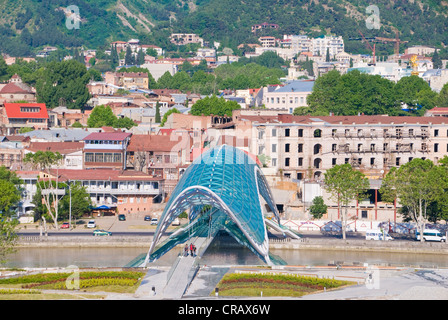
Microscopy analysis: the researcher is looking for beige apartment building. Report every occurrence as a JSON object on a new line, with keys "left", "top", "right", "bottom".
{"left": 239, "top": 113, "right": 448, "bottom": 180}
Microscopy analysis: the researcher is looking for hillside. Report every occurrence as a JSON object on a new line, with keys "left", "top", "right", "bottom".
{"left": 0, "top": 0, "right": 447, "bottom": 57}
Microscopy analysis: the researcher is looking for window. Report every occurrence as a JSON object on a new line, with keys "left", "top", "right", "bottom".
{"left": 85, "top": 153, "right": 94, "bottom": 162}
{"left": 298, "top": 129, "right": 303, "bottom": 137}
{"left": 285, "top": 143, "right": 290, "bottom": 152}
{"left": 285, "top": 158, "right": 290, "bottom": 167}
{"left": 298, "top": 144, "right": 303, "bottom": 153}
{"left": 370, "top": 144, "right": 375, "bottom": 152}
{"left": 272, "top": 144, "right": 277, "bottom": 153}
{"left": 272, "top": 128, "right": 277, "bottom": 137}
{"left": 272, "top": 158, "right": 277, "bottom": 166}
{"left": 113, "top": 153, "right": 122, "bottom": 163}
{"left": 298, "top": 157, "right": 303, "bottom": 166}
{"left": 435, "top": 129, "right": 439, "bottom": 137}
{"left": 314, "top": 129, "right": 322, "bottom": 138}
{"left": 396, "top": 157, "right": 401, "bottom": 166}
{"left": 370, "top": 158, "right": 375, "bottom": 166}
{"left": 435, "top": 143, "right": 439, "bottom": 152}
{"left": 332, "top": 129, "right": 337, "bottom": 137}
{"left": 332, "top": 144, "right": 337, "bottom": 152}
{"left": 332, "top": 158, "right": 337, "bottom": 166}
{"left": 285, "top": 128, "right": 290, "bottom": 137}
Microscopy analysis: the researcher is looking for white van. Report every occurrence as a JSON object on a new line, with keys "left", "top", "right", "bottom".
{"left": 416, "top": 229, "right": 446, "bottom": 242}
{"left": 365, "top": 229, "right": 393, "bottom": 241}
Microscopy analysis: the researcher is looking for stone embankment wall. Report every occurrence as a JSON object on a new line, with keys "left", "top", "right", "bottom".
{"left": 18, "top": 235, "right": 448, "bottom": 255}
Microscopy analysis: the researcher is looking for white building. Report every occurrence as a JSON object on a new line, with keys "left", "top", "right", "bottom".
{"left": 263, "top": 80, "right": 315, "bottom": 113}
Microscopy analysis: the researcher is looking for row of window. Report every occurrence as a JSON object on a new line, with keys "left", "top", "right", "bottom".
{"left": 267, "top": 96, "right": 306, "bottom": 105}
{"left": 85, "top": 152, "right": 122, "bottom": 163}
{"left": 271, "top": 142, "right": 443, "bottom": 154}
{"left": 261, "top": 127, "right": 448, "bottom": 139}
{"left": 281, "top": 156, "right": 425, "bottom": 169}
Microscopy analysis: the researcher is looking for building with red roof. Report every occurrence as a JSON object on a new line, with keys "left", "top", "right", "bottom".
{"left": 0, "top": 103, "right": 49, "bottom": 134}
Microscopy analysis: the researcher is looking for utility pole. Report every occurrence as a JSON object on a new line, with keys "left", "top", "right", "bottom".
{"left": 69, "top": 180, "right": 72, "bottom": 230}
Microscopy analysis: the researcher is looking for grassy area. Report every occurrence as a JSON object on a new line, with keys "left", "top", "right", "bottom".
{"left": 214, "top": 272, "right": 355, "bottom": 297}
{"left": 0, "top": 270, "right": 146, "bottom": 299}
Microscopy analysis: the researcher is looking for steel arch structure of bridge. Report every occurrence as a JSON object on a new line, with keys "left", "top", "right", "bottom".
{"left": 146, "top": 145, "right": 281, "bottom": 265}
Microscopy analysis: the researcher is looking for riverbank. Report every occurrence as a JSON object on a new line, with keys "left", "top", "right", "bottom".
{"left": 17, "top": 234, "right": 448, "bottom": 256}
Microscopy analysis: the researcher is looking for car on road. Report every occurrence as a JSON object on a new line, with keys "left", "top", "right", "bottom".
{"left": 87, "top": 220, "right": 96, "bottom": 228}
{"left": 365, "top": 229, "right": 393, "bottom": 241}
{"left": 416, "top": 229, "right": 446, "bottom": 242}
{"left": 144, "top": 215, "right": 151, "bottom": 221}
{"left": 61, "top": 222, "right": 70, "bottom": 229}
{"left": 93, "top": 229, "right": 112, "bottom": 236}
{"left": 118, "top": 214, "right": 126, "bottom": 221}
{"left": 150, "top": 218, "right": 158, "bottom": 225}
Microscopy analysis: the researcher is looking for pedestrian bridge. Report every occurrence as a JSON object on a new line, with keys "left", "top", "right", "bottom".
{"left": 128, "top": 145, "right": 301, "bottom": 297}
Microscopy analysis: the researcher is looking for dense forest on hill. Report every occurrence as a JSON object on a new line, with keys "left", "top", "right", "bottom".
{"left": 0, "top": 0, "right": 447, "bottom": 57}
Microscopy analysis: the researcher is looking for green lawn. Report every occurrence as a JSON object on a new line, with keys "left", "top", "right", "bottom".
{"left": 214, "top": 272, "right": 355, "bottom": 297}
{"left": 0, "top": 270, "right": 146, "bottom": 299}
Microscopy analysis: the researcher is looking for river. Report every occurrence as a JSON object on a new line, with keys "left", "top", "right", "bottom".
{"left": 4, "top": 243, "right": 448, "bottom": 269}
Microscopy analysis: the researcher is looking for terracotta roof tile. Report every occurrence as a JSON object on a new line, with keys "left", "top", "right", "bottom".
{"left": 3, "top": 103, "right": 48, "bottom": 119}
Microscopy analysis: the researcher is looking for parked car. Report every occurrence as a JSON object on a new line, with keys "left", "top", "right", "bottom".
{"left": 61, "top": 222, "right": 70, "bottom": 229}
{"left": 150, "top": 218, "right": 158, "bottom": 225}
{"left": 365, "top": 229, "right": 393, "bottom": 241}
{"left": 87, "top": 220, "right": 96, "bottom": 228}
{"left": 144, "top": 215, "right": 151, "bottom": 221}
{"left": 93, "top": 229, "right": 112, "bottom": 236}
{"left": 416, "top": 229, "right": 446, "bottom": 242}
{"left": 172, "top": 218, "right": 180, "bottom": 226}
{"left": 118, "top": 214, "right": 126, "bottom": 221}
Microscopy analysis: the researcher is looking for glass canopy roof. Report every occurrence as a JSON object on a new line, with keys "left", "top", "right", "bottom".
{"left": 147, "top": 145, "right": 280, "bottom": 264}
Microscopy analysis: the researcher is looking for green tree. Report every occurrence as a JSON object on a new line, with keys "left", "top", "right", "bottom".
{"left": 35, "top": 60, "right": 91, "bottom": 109}
{"left": 0, "top": 217, "right": 18, "bottom": 265}
{"left": 23, "top": 151, "right": 64, "bottom": 229}
{"left": 114, "top": 116, "right": 136, "bottom": 130}
{"left": 309, "top": 196, "right": 328, "bottom": 219}
{"left": 59, "top": 182, "right": 92, "bottom": 221}
{"left": 380, "top": 159, "right": 442, "bottom": 241}
{"left": 324, "top": 164, "right": 370, "bottom": 239}
{"left": 191, "top": 95, "right": 240, "bottom": 116}
{"left": 87, "top": 105, "right": 117, "bottom": 128}
{"left": 160, "top": 108, "right": 180, "bottom": 127}
{"left": 125, "top": 46, "right": 134, "bottom": 65}
{"left": 155, "top": 101, "right": 161, "bottom": 123}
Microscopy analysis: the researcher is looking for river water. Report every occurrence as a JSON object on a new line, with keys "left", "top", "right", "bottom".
{"left": 4, "top": 242, "right": 448, "bottom": 269}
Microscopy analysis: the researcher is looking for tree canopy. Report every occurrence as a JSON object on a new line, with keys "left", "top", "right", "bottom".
{"left": 324, "top": 163, "right": 370, "bottom": 239}
{"left": 304, "top": 70, "right": 437, "bottom": 117}
{"left": 191, "top": 95, "right": 241, "bottom": 117}
{"left": 35, "top": 60, "right": 91, "bottom": 109}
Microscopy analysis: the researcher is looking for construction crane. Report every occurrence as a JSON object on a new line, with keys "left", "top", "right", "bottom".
{"left": 358, "top": 30, "right": 376, "bottom": 65}
{"left": 374, "top": 31, "right": 408, "bottom": 57}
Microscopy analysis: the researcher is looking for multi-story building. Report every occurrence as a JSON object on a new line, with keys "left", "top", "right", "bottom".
{"left": 234, "top": 113, "right": 448, "bottom": 181}
{"left": 48, "top": 169, "right": 164, "bottom": 216}
{"left": 82, "top": 131, "right": 132, "bottom": 170}
{"left": 311, "top": 35, "right": 344, "bottom": 58}
{"left": 0, "top": 103, "right": 49, "bottom": 135}
{"left": 126, "top": 133, "right": 193, "bottom": 195}
{"left": 104, "top": 72, "right": 149, "bottom": 90}
{"left": 263, "top": 80, "right": 314, "bottom": 113}
{"left": 170, "top": 33, "right": 204, "bottom": 46}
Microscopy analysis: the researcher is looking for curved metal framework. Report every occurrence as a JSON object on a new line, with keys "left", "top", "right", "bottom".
{"left": 146, "top": 145, "right": 280, "bottom": 265}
